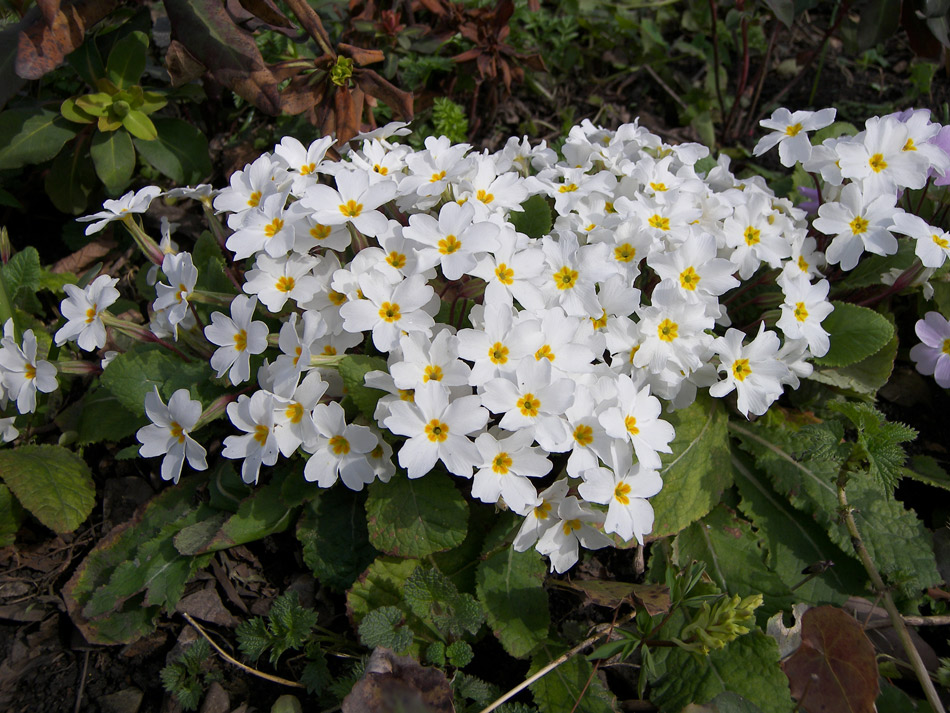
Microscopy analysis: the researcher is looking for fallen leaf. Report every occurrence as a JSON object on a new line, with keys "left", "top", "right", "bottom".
{"left": 342, "top": 647, "right": 454, "bottom": 713}
{"left": 765, "top": 604, "right": 809, "bottom": 659}
{"left": 175, "top": 588, "right": 238, "bottom": 628}
{"left": 781, "top": 606, "right": 879, "bottom": 713}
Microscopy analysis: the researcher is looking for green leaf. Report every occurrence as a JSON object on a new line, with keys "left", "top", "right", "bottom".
{"left": 134, "top": 118, "right": 212, "bottom": 185}
{"left": 106, "top": 30, "right": 148, "bottom": 89}
{"left": 732, "top": 419, "right": 941, "bottom": 594}
{"left": 813, "top": 302, "right": 894, "bottom": 368}
{"left": 77, "top": 383, "right": 147, "bottom": 444}
{"left": 193, "top": 231, "right": 235, "bottom": 293}
{"left": 0, "top": 246, "right": 41, "bottom": 302}
{"left": 674, "top": 505, "right": 795, "bottom": 619}
{"left": 403, "top": 566, "right": 484, "bottom": 637}
{"left": 476, "top": 545, "right": 549, "bottom": 659}
{"left": 365, "top": 471, "right": 468, "bottom": 557}
{"left": 264, "top": 590, "right": 319, "bottom": 663}
{"left": 0, "top": 445, "right": 95, "bottom": 533}
{"left": 121, "top": 109, "right": 158, "bottom": 141}
{"left": 90, "top": 129, "right": 135, "bottom": 195}
{"left": 101, "top": 343, "right": 211, "bottom": 415}
{"left": 358, "top": 606, "right": 413, "bottom": 653}
{"left": 346, "top": 556, "right": 427, "bottom": 657}
{"left": 762, "top": 0, "right": 793, "bottom": 27}
{"left": 733, "top": 454, "right": 863, "bottom": 605}
{"left": 0, "top": 109, "right": 77, "bottom": 170}
{"left": 510, "top": 194, "right": 553, "bottom": 239}
{"left": 828, "top": 401, "right": 916, "bottom": 490}
{"left": 808, "top": 329, "right": 897, "bottom": 395}
{"left": 60, "top": 97, "right": 96, "bottom": 124}
{"left": 45, "top": 140, "right": 97, "bottom": 215}
{"left": 67, "top": 39, "right": 105, "bottom": 87}
{"left": 904, "top": 454, "right": 950, "bottom": 491}
{"left": 236, "top": 616, "right": 272, "bottom": 662}
{"left": 446, "top": 640, "right": 474, "bottom": 668}
{"left": 529, "top": 644, "right": 616, "bottom": 713}
{"left": 38, "top": 269, "right": 78, "bottom": 294}
{"left": 338, "top": 355, "right": 388, "bottom": 421}
{"left": 650, "top": 632, "right": 794, "bottom": 713}
{"left": 297, "top": 487, "right": 378, "bottom": 591}
{"left": 651, "top": 394, "right": 733, "bottom": 537}
{"left": 0, "top": 484, "right": 24, "bottom": 547}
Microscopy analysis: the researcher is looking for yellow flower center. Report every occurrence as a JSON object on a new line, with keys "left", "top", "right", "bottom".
{"left": 264, "top": 218, "right": 284, "bottom": 238}
{"left": 495, "top": 263, "right": 514, "bottom": 285}
{"left": 24, "top": 363, "right": 36, "bottom": 381}
{"left": 657, "top": 318, "right": 678, "bottom": 342}
{"left": 679, "top": 266, "right": 700, "bottom": 291}
{"left": 933, "top": 234, "right": 949, "bottom": 249}
{"left": 534, "top": 500, "right": 552, "bottom": 520}
{"left": 398, "top": 389, "right": 415, "bottom": 402}
{"left": 424, "top": 419, "right": 449, "bottom": 442}
{"left": 423, "top": 364, "right": 443, "bottom": 382}
{"left": 176, "top": 284, "right": 188, "bottom": 303}
{"left": 535, "top": 345, "right": 554, "bottom": 362}
{"left": 310, "top": 224, "right": 332, "bottom": 241}
{"left": 732, "top": 358, "right": 751, "bottom": 381}
{"left": 328, "top": 290, "right": 347, "bottom": 306}
{"left": 794, "top": 302, "right": 809, "bottom": 322}
{"left": 329, "top": 434, "right": 350, "bottom": 455}
{"left": 438, "top": 234, "right": 461, "bottom": 255}
{"left": 489, "top": 342, "right": 509, "bottom": 364}
{"left": 234, "top": 329, "right": 248, "bottom": 352}
{"left": 614, "top": 481, "right": 632, "bottom": 505}
{"left": 299, "top": 162, "right": 316, "bottom": 175}
{"left": 476, "top": 189, "right": 494, "bottom": 203}
{"left": 85, "top": 305, "right": 98, "bottom": 324}
{"left": 323, "top": 345, "right": 337, "bottom": 355}
{"left": 869, "top": 153, "right": 888, "bottom": 173}
{"left": 253, "top": 424, "right": 269, "bottom": 445}
{"left": 286, "top": 402, "right": 304, "bottom": 423}
{"left": 373, "top": 163, "right": 388, "bottom": 175}
{"left": 558, "top": 183, "right": 578, "bottom": 193}
{"left": 744, "top": 226, "right": 761, "bottom": 246}
{"left": 903, "top": 138, "right": 916, "bottom": 152}
{"left": 293, "top": 346, "right": 302, "bottom": 366}
{"left": 387, "top": 251, "right": 407, "bottom": 269}
{"left": 604, "top": 201, "right": 615, "bottom": 213}
{"left": 517, "top": 393, "right": 541, "bottom": 417}
{"left": 785, "top": 123, "right": 803, "bottom": 137}
{"left": 591, "top": 310, "right": 608, "bottom": 330}
{"left": 573, "top": 424, "right": 593, "bottom": 446}
{"left": 275, "top": 276, "right": 295, "bottom": 293}
{"left": 562, "top": 519, "right": 582, "bottom": 536}
{"left": 614, "top": 243, "right": 636, "bottom": 262}
{"left": 554, "top": 266, "right": 578, "bottom": 290}
{"left": 797, "top": 255, "right": 809, "bottom": 272}
{"left": 625, "top": 415, "right": 639, "bottom": 436}
{"left": 170, "top": 422, "right": 185, "bottom": 443}
{"left": 247, "top": 191, "right": 261, "bottom": 207}
{"left": 339, "top": 199, "right": 363, "bottom": 217}
{"left": 378, "top": 301, "right": 401, "bottom": 322}
{"left": 492, "top": 452, "right": 513, "bottom": 474}
{"left": 649, "top": 214, "right": 670, "bottom": 231}
{"left": 649, "top": 181, "right": 667, "bottom": 192}
{"left": 430, "top": 170, "right": 446, "bottom": 183}
{"left": 850, "top": 216, "right": 869, "bottom": 235}
{"left": 943, "top": 339, "right": 950, "bottom": 356}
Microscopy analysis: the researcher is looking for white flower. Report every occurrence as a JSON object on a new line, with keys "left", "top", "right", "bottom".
{"left": 304, "top": 401, "right": 379, "bottom": 490}
{"left": 300, "top": 168, "right": 396, "bottom": 237}
{"left": 536, "top": 495, "right": 613, "bottom": 573}
{"left": 710, "top": 326, "right": 789, "bottom": 417}
{"left": 243, "top": 253, "right": 320, "bottom": 312}
{"left": 154, "top": 252, "right": 198, "bottom": 339}
{"left": 76, "top": 186, "right": 162, "bottom": 235}
{"left": 471, "top": 429, "right": 550, "bottom": 513}
{"left": 54, "top": 275, "right": 120, "bottom": 351}
{"left": 813, "top": 183, "right": 898, "bottom": 271}
{"left": 383, "top": 381, "right": 488, "bottom": 478}
{"left": 339, "top": 272, "right": 435, "bottom": 352}
{"left": 753, "top": 108, "right": 836, "bottom": 166}
{"left": 910, "top": 312, "right": 950, "bottom": 387}
{"left": 136, "top": 387, "right": 207, "bottom": 483}
{"left": 222, "top": 391, "right": 281, "bottom": 484}
{"left": 403, "top": 201, "right": 500, "bottom": 280}
{"left": 598, "top": 376, "right": 674, "bottom": 470}
{"left": 776, "top": 273, "right": 834, "bottom": 357}
{"left": 513, "top": 479, "right": 569, "bottom": 551}
{"left": 205, "top": 295, "right": 269, "bottom": 385}
{"left": 578, "top": 457, "right": 663, "bottom": 545}
{"left": 0, "top": 417, "right": 17, "bottom": 442}
{"left": 0, "top": 329, "right": 57, "bottom": 414}
{"left": 891, "top": 212, "right": 950, "bottom": 269}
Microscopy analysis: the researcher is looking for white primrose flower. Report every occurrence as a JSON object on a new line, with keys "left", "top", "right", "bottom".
{"left": 0, "top": 329, "right": 57, "bottom": 414}
{"left": 76, "top": 185, "right": 162, "bottom": 235}
{"left": 339, "top": 272, "right": 435, "bottom": 352}
{"left": 226, "top": 192, "right": 296, "bottom": 260}
{"left": 153, "top": 251, "right": 198, "bottom": 338}
{"left": 536, "top": 495, "right": 613, "bottom": 574}
{"left": 891, "top": 212, "right": 950, "bottom": 268}
{"left": 578, "top": 452, "right": 663, "bottom": 545}
{"left": 722, "top": 194, "right": 791, "bottom": 278}
{"left": 390, "top": 330, "right": 472, "bottom": 390}
{"left": 471, "top": 429, "right": 550, "bottom": 513}
{"left": 383, "top": 381, "right": 488, "bottom": 479}
{"left": 223, "top": 390, "right": 281, "bottom": 484}
{"left": 136, "top": 387, "right": 207, "bottom": 484}
{"left": 836, "top": 115, "right": 930, "bottom": 194}
{"left": 267, "top": 369, "right": 329, "bottom": 456}
{"left": 457, "top": 303, "right": 542, "bottom": 387}
{"left": 812, "top": 182, "right": 898, "bottom": 271}
{"left": 54, "top": 275, "right": 120, "bottom": 352}
{"left": 0, "top": 416, "right": 16, "bottom": 443}
{"left": 634, "top": 281, "right": 714, "bottom": 376}
{"left": 273, "top": 135, "right": 334, "bottom": 191}
{"left": 647, "top": 232, "right": 739, "bottom": 305}
{"left": 213, "top": 153, "right": 287, "bottom": 218}
{"left": 272, "top": 310, "right": 329, "bottom": 393}
{"left": 402, "top": 201, "right": 500, "bottom": 280}
{"left": 540, "top": 232, "right": 615, "bottom": 317}
{"left": 205, "top": 295, "right": 269, "bottom": 385}
{"left": 598, "top": 375, "right": 674, "bottom": 470}
{"left": 513, "top": 478, "right": 570, "bottom": 551}
{"left": 300, "top": 168, "right": 396, "bottom": 238}
{"left": 304, "top": 401, "right": 379, "bottom": 490}
{"left": 753, "top": 107, "right": 836, "bottom": 167}
{"left": 776, "top": 273, "right": 834, "bottom": 357}
{"left": 243, "top": 253, "right": 321, "bottom": 312}
{"left": 710, "top": 326, "right": 789, "bottom": 418}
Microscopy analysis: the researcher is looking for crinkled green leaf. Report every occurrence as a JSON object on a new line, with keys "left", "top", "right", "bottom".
{"left": 529, "top": 644, "right": 617, "bottom": 713}
{"left": 297, "top": 487, "right": 377, "bottom": 591}
{"left": 510, "top": 194, "right": 553, "bottom": 239}
{"left": 0, "top": 444, "right": 95, "bottom": 533}
{"left": 404, "top": 566, "right": 483, "bottom": 637}
{"left": 101, "top": 343, "right": 211, "bottom": 415}
{"left": 236, "top": 616, "right": 272, "bottom": 663}
{"left": 674, "top": 505, "right": 795, "bottom": 619}
{"left": 338, "top": 355, "right": 388, "bottom": 421}
{"left": 904, "top": 454, "right": 950, "bottom": 491}
{"left": 651, "top": 632, "right": 794, "bottom": 713}
{"left": 358, "top": 606, "right": 413, "bottom": 653}
{"left": 0, "top": 246, "right": 41, "bottom": 301}
{"left": 265, "top": 590, "right": 319, "bottom": 663}
{"left": 476, "top": 545, "right": 549, "bottom": 659}
{"left": 365, "top": 471, "right": 468, "bottom": 557}
{"left": 347, "top": 556, "right": 425, "bottom": 657}
{"left": 651, "top": 394, "right": 733, "bottom": 537}
{"left": 828, "top": 401, "right": 916, "bottom": 491}
{"left": 0, "top": 108, "right": 77, "bottom": 170}
{"left": 814, "top": 302, "right": 894, "bottom": 368}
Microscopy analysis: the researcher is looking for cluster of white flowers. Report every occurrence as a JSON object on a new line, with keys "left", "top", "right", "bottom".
{"left": 19, "top": 109, "right": 950, "bottom": 572}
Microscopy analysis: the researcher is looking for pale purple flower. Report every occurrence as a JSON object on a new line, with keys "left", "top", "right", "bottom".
{"left": 910, "top": 312, "right": 950, "bottom": 387}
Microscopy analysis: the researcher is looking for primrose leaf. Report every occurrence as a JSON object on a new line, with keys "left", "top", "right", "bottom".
{"left": 134, "top": 118, "right": 212, "bottom": 185}
{"left": 101, "top": 343, "right": 211, "bottom": 415}
{"left": 0, "top": 484, "right": 25, "bottom": 547}
{"left": 358, "top": 606, "right": 413, "bottom": 653}
{"left": 338, "top": 355, "right": 388, "bottom": 420}
{"left": 814, "top": 302, "right": 894, "bottom": 368}
{"left": 0, "top": 444, "right": 95, "bottom": 533}
{"left": 509, "top": 194, "right": 553, "bottom": 239}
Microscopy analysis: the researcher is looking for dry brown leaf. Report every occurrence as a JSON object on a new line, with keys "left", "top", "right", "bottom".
{"left": 342, "top": 648, "right": 455, "bottom": 713}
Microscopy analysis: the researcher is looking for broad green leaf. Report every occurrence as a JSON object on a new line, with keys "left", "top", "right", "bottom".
{"left": 732, "top": 419, "right": 940, "bottom": 594}
{"left": 45, "top": 141, "right": 97, "bottom": 215}
{"left": 733, "top": 454, "right": 864, "bottom": 605}
{"left": 813, "top": 302, "right": 894, "bottom": 368}
{"left": 651, "top": 632, "right": 794, "bottom": 713}
{"left": 38, "top": 269, "right": 78, "bottom": 294}
{"left": 431, "top": 500, "right": 498, "bottom": 593}
{"left": 134, "top": 118, "right": 211, "bottom": 184}
{"left": 106, "top": 30, "right": 148, "bottom": 89}
{"left": 808, "top": 330, "right": 897, "bottom": 395}
{"left": 836, "top": 238, "right": 915, "bottom": 292}
{"left": 67, "top": 39, "right": 105, "bottom": 87}
{"left": 77, "top": 383, "right": 147, "bottom": 445}
{"left": 358, "top": 606, "right": 413, "bottom": 653}
{"left": 762, "top": 0, "right": 793, "bottom": 26}
{"left": 674, "top": 505, "right": 795, "bottom": 619}
{"left": 0, "top": 246, "right": 41, "bottom": 300}
{"left": 338, "top": 354, "right": 388, "bottom": 420}
{"left": 193, "top": 230, "right": 235, "bottom": 294}
{"left": 90, "top": 129, "right": 135, "bottom": 194}
{"left": 0, "top": 445, "right": 95, "bottom": 533}
{"left": 297, "top": 488, "right": 378, "bottom": 591}
{"left": 101, "top": 343, "right": 211, "bottom": 415}
{"left": 528, "top": 644, "right": 616, "bottom": 713}
{"left": 60, "top": 97, "right": 96, "bottom": 124}
{"left": 651, "top": 394, "right": 732, "bottom": 537}
{"left": 365, "top": 471, "right": 468, "bottom": 557}
{"left": 510, "top": 194, "right": 553, "bottom": 239}
{"left": 0, "top": 109, "right": 77, "bottom": 170}
{"left": 0, "top": 484, "right": 24, "bottom": 547}
{"left": 476, "top": 545, "right": 549, "bottom": 659}
{"left": 904, "top": 454, "right": 950, "bottom": 491}
{"left": 121, "top": 109, "right": 157, "bottom": 141}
